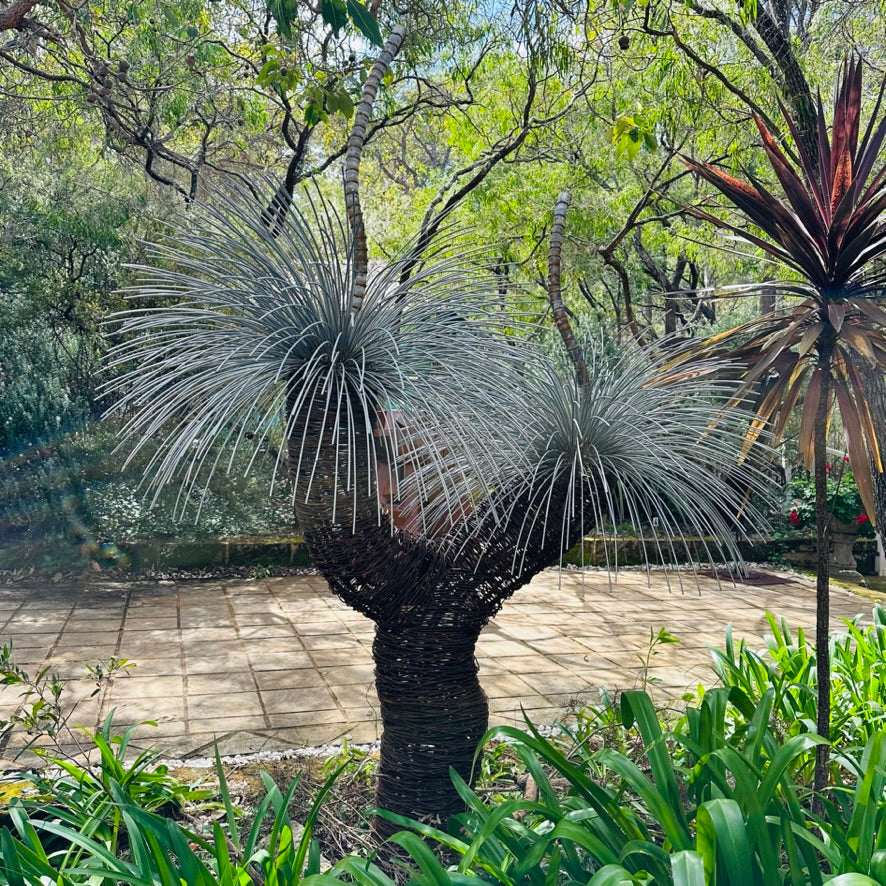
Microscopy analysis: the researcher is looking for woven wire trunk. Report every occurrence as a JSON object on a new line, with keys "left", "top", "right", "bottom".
{"left": 292, "top": 412, "right": 575, "bottom": 833}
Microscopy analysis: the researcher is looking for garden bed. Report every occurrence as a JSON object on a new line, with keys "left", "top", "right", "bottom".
{"left": 5, "top": 602, "right": 886, "bottom": 883}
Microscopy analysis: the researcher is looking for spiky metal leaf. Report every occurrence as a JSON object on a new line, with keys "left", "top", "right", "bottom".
{"left": 107, "top": 184, "right": 772, "bottom": 574}
{"left": 104, "top": 185, "right": 529, "bottom": 532}
{"left": 452, "top": 344, "right": 774, "bottom": 574}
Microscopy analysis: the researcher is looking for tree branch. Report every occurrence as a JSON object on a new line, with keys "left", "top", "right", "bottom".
{"left": 683, "top": 0, "right": 782, "bottom": 88}
{"left": 0, "top": 0, "right": 45, "bottom": 31}
{"left": 547, "top": 192, "right": 588, "bottom": 386}
{"left": 345, "top": 25, "right": 406, "bottom": 318}
{"left": 645, "top": 12, "right": 786, "bottom": 145}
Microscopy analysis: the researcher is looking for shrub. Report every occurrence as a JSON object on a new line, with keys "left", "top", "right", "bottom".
{"left": 1, "top": 738, "right": 394, "bottom": 885}
{"left": 0, "top": 419, "right": 296, "bottom": 574}
{"left": 711, "top": 607, "right": 886, "bottom": 753}
{"left": 784, "top": 461, "right": 873, "bottom": 535}
{"left": 380, "top": 612, "right": 886, "bottom": 883}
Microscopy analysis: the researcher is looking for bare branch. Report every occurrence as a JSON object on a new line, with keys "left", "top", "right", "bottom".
{"left": 0, "top": 0, "right": 45, "bottom": 31}
{"left": 345, "top": 25, "right": 406, "bottom": 317}
{"left": 599, "top": 147, "right": 686, "bottom": 256}
{"left": 547, "top": 192, "right": 588, "bottom": 386}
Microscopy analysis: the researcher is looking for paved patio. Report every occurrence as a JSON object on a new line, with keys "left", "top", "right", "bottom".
{"left": 0, "top": 568, "right": 874, "bottom": 762}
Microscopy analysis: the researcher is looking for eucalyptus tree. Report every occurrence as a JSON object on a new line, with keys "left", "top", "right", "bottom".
{"left": 107, "top": 28, "right": 768, "bottom": 832}
{"left": 0, "top": 0, "right": 545, "bottom": 210}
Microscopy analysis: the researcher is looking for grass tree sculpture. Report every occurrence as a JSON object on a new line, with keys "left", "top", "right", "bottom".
{"left": 676, "top": 57, "right": 886, "bottom": 796}
{"left": 108, "top": 29, "right": 767, "bottom": 833}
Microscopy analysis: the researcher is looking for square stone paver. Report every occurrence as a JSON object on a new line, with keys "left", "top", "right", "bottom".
{"left": 189, "top": 691, "right": 264, "bottom": 719}
{"left": 187, "top": 673, "right": 256, "bottom": 695}
{"left": 111, "top": 676, "right": 185, "bottom": 699}
{"left": 254, "top": 668, "right": 326, "bottom": 691}
{"left": 0, "top": 568, "right": 876, "bottom": 762}
{"left": 261, "top": 687, "right": 339, "bottom": 715}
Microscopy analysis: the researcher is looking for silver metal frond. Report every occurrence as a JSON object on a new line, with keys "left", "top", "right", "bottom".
{"left": 454, "top": 344, "right": 775, "bottom": 573}
{"left": 105, "top": 181, "right": 773, "bottom": 575}
{"left": 103, "top": 183, "right": 530, "bottom": 530}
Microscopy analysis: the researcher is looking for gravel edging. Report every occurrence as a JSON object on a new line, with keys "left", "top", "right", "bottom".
{"left": 156, "top": 722, "right": 569, "bottom": 771}
{"left": 157, "top": 742, "right": 381, "bottom": 769}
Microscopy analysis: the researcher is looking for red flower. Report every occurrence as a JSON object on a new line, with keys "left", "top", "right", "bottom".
{"left": 789, "top": 510, "right": 801, "bottom": 525}
{"left": 857, "top": 513, "right": 869, "bottom": 524}
{"left": 826, "top": 463, "right": 832, "bottom": 472}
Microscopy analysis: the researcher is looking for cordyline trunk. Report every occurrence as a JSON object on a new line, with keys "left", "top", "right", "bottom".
{"left": 812, "top": 340, "right": 834, "bottom": 803}
{"left": 290, "top": 411, "right": 576, "bottom": 834}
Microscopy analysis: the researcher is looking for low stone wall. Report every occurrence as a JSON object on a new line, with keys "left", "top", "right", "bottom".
{"left": 119, "top": 536, "right": 311, "bottom": 570}
{"left": 115, "top": 533, "right": 878, "bottom": 574}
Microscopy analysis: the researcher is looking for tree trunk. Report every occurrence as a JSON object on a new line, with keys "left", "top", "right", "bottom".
{"left": 759, "top": 284, "right": 776, "bottom": 315}
{"left": 372, "top": 620, "right": 487, "bottom": 840}
{"left": 290, "top": 411, "right": 576, "bottom": 837}
{"left": 812, "top": 351, "right": 833, "bottom": 803}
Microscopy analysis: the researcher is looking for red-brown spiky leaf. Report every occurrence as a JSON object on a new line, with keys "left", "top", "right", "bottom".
{"left": 681, "top": 203, "right": 799, "bottom": 268}
{"left": 755, "top": 116, "right": 827, "bottom": 249}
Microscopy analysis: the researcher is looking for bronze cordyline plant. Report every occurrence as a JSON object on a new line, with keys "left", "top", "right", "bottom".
{"left": 106, "top": 29, "right": 767, "bottom": 837}
{"left": 677, "top": 56, "right": 886, "bottom": 796}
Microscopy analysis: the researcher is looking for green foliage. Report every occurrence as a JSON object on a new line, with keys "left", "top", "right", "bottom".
{"left": 0, "top": 306, "right": 82, "bottom": 452}
{"left": 20, "top": 715, "right": 197, "bottom": 856}
{"left": 321, "top": 736, "right": 378, "bottom": 787}
{"left": 0, "top": 163, "right": 153, "bottom": 453}
{"left": 0, "top": 641, "right": 133, "bottom": 755}
{"left": 786, "top": 464, "right": 873, "bottom": 537}
{"left": 711, "top": 607, "right": 886, "bottom": 754}
{"left": 637, "top": 627, "right": 680, "bottom": 688}
{"left": 269, "top": 0, "right": 382, "bottom": 45}
{"left": 0, "top": 732, "right": 394, "bottom": 885}
{"left": 363, "top": 611, "right": 886, "bottom": 883}
{"left": 0, "top": 419, "right": 295, "bottom": 574}
{"left": 8, "top": 612, "right": 886, "bottom": 882}
{"left": 784, "top": 461, "right": 873, "bottom": 532}
{"left": 377, "top": 687, "right": 886, "bottom": 883}
{"left": 612, "top": 113, "right": 658, "bottom": 160}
